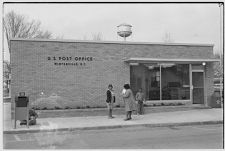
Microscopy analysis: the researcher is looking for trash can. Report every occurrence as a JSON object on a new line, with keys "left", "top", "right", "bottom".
{"left": 14, "top": 95, "right": 29, "bottom": 129}
{"left": 210, "top": 90, "right": 222, "bottom": 108}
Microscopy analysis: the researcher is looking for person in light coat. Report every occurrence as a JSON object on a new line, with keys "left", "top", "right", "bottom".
{"left": 122, "top": 84, "right": 136, "bottom": 121}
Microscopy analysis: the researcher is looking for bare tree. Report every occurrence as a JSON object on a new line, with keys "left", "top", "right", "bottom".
{"left": 92, "top": 32, "right": 103, "bottom": 41}
{"left": 214, "top": 53, "right": 223, "bottom": 78}
{"left": 82, "top": 35, "right": 87, "bottom": 40}
{"left": 55, "top": 35, "right": 64, "bottom": 39}
{"left": 3, "top": 60, "right": 10, "bottom": 96}
{"left": 4, "top": 11, "right": 52, "bottom": 51}
{"left": 162, "top": 32, "right": 175, "bottom": 43}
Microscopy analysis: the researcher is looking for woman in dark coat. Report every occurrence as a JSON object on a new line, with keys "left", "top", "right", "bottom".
{"left": 106, "top": 84, "right": 115, "bottom": 119}
{"left": 122, "top": 84, "right": 136, "bottom": 121}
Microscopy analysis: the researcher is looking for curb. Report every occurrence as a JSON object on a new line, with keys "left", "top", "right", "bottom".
{"left": 35, "top": 105, "right": 212, "bottom": 113}
{"left": 3, "top": 120, "right": 223, "bottom": 134}
{"left": 37, "top": 106, "right": 212, "bottom": 118}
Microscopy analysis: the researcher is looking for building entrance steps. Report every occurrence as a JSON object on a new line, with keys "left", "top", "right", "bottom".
{"left": 3, "top": 108, "right": 223, "bottom": 134}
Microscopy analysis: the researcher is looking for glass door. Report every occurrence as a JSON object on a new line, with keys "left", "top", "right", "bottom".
{"left": 192, "top": 72, "right": 204, "bottom": 104}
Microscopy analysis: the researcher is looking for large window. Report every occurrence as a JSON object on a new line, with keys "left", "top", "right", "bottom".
{"left": 161, "top": 64, "right": 190, "bottom": 100}
{"left": 148, "top": 65, "right": 160, "bottom": 100}
{"left": 130, "top": 63, "right": 190, "bottom": 101}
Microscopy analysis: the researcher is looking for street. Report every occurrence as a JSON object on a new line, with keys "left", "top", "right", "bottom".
{"left": 4, "top": 124, "right": 223, "bottom": 149}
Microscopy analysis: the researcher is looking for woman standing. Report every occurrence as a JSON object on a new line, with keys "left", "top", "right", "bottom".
{"left": 122, "top": 84, "right": 136, "bottom": 121}
{"left": 106, "top": 84, "right": 115, "bottom": 119}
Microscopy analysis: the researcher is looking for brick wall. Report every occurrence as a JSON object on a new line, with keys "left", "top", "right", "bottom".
{"left": 10, "top": 39, "right": 215, "bottom": 112}
{"left": 205, "top": 62, "right": 215, "bottom": 106}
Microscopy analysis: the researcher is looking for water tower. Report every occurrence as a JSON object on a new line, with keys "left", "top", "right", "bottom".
{"left": 117, "top": 23, "right": 132, "bottom": 41}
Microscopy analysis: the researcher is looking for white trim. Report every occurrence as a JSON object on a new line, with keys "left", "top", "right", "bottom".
{"left": 191, "top": 70, "right": 204, "bottom": 72}
{"left": 129, "top": 63, "right": 139, "bottom": 66}
{"left": 125, "top": 58, "right": 220, "bottom": 63}
{"left": 190, "top": 64, "right": 193, "bottom": 104}
{"left": 10, "top": 38, "right": 214, "bottom": 47}
{"left": 145, "top": 100, "right": 191, "bottom": 105}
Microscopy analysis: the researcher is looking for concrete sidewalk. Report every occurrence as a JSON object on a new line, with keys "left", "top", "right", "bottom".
{"left": 3, "top": 107, "right": 223, "bottom": 134}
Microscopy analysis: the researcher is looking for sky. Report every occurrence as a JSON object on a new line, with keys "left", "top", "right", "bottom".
{"left": 3, "top": 3, "right": 223, "bottom": 61}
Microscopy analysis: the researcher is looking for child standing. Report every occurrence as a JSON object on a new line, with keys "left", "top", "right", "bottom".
{"left": 135, "top": 88, "right": 145, "bottom": 115}
{"left": 106, "top": 84, "right": 115, "bottom": 119}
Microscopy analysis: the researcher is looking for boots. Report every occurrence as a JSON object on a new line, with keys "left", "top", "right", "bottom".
{"left": 128, "top": 111, "right": 132, "bottom": 120}
{"left": 110, "top": 109, "right": 115, "bottom": 118}
{"left": 108, "top": 109, "right": 114, "bottom": 119}
{"left": 124, "top": 111, "right": 130, "bottom": 121}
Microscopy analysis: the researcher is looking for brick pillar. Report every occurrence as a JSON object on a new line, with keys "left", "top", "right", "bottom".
{"left": 205, "top": 62, "right": 214, "bottom": 107}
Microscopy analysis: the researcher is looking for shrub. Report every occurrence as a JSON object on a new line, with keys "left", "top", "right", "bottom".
{"left": 177, "top": 102, "right": 183, "bottom": 106}
{"left": 55, "top": 106, "right": 62, "bottom": 110}
{"left": 65, "top": 106, "right": 71, "bottom": 109}
{"left": 115, "top": 105, "right": 120, "bottom": 108}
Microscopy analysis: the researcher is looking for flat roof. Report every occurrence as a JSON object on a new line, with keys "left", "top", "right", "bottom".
{"left": 10, "top": 38, "right": 214, "bottom": 47}
{"left": 125, "top": 58, "right": 220, "bottom": 63}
